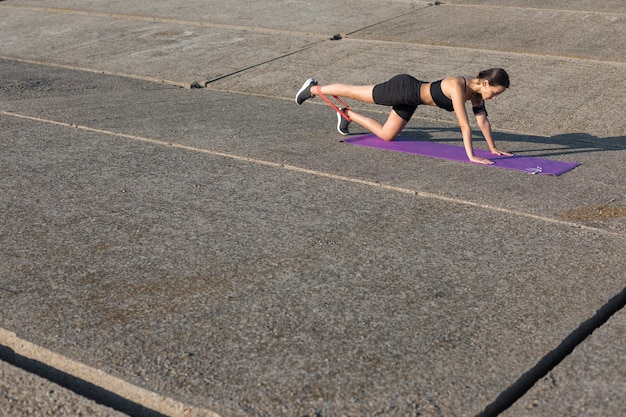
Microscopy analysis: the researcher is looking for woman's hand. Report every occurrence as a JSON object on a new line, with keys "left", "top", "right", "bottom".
{"left": 469, "top": 155, "right": 495, "bottom": 165}
{"left": 490, "top": 148, "right": 513, "bottom": 156}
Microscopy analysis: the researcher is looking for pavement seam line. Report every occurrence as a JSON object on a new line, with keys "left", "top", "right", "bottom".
{"left": 344, "top": 3, "right": 434, "bottom": 37}
{"left": 2, "top": 110, "right": 625, "bottom": 240}
{"left": 202, "top": 41, "right": 326, "bottom": 85}
{"left": 443, "top": 2, "right": 626, "bottom": 18}
{"left": 0, "top": 56, "right": 188, "bottom": 89}
{"left": 4, "top": 3, "right": 625, "bottom": 33}
{"left": 0, "top": 4, "right": 330, "bottom": 39}
{"left": 0, "top": 327, "right": 221, "bottom": 417}
{"left": 341, "top": 37, "right": 626, "bottom": 66}
{"left": 2, "top": 5, "right": 624, "bottom": 66}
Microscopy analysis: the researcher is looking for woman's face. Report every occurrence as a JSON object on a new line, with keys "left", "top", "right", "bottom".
{"left": 482, "top": 81, "right": 507, "bottom": 100}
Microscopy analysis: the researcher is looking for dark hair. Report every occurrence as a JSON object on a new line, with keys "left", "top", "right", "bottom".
{"left": 478, "top": 68, "right": 510, "bottom": 88}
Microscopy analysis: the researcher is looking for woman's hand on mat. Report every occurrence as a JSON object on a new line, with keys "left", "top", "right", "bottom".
{"left": 469, "top": 155, "right": 495, "bottom": 165}
{"left": 490, "top": 148, "right": 513, "bottom": 156}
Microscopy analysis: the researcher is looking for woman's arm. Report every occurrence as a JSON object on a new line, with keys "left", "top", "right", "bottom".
{"left": 449, "top": 78, "right": 494, "bottom": 164}
{"left": 475, "top": 112, "right": 512, "bottom": 156}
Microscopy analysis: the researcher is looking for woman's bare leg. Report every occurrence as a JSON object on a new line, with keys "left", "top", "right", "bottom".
{"left": 313, "top": 84, "right": 376, "bottom": 104}
{"left": 346, "top": 108, "right": 408, "bottom": 141}
{"left": 310, "top": 83, "right": 407, "bottom": 141}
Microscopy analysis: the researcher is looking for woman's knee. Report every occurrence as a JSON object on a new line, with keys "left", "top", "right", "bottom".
{"left": 379, "top": 112, "right": 408, "bottom": 140}
{"left": 378, "top": 131, "right": 397, "bottom": 141}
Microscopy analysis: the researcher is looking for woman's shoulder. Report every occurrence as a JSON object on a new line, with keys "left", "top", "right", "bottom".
{"left": 441, "top": 75, "right": 470, "bottom": 87}
{"left": 444, "top": 75, "right": 469, "bottom": 81}
{"left": 440, "top": 76, "right": 468, "bottom": 95}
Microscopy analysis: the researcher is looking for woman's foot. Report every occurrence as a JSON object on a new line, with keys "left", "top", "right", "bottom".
{"left": 295, "top": 78, "right": 318, "bottom": 105}
{"left": 337, "top": 108, "right": 351, "bottom": 135}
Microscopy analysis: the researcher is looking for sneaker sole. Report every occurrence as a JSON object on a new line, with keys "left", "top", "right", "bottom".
{"left": 337, "top": 111, "right": 349, "bottom": 136}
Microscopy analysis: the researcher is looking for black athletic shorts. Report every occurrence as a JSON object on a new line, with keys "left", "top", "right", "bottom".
{"left": 372, "top": 74, "right": 424, "bottom": 121}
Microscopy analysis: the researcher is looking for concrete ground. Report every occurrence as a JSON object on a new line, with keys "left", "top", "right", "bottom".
{"left": 0, "top": 1, "right": 624, "bottom": 416}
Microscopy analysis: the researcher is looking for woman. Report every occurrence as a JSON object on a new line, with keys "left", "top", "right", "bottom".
{"left": 295, "top": 68, "right": 512, "bottom": 165}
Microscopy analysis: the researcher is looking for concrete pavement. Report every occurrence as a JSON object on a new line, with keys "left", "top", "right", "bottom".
{"left": 1, "top": 1, "right": 625, "bottom": 416}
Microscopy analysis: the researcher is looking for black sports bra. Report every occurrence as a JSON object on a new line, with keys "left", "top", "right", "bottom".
{"left": 430, "top": 78, "right": 466, "bottom": 112}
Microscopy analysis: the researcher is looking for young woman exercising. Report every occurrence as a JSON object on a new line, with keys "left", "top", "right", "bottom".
{"left": 295, "top": 68, "right": 512, "bottom": 165}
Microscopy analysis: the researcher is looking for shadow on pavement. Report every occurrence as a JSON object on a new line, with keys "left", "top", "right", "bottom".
{"left": 398, "top": 127, "right": 626, "bottom": 158}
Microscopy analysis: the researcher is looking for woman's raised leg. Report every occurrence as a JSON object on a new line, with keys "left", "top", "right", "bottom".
{"left": 314, "top": 84, "right": 376, "bottom": 104}
{"left": 296, "top": 79, "right": 407, "bottom": 141}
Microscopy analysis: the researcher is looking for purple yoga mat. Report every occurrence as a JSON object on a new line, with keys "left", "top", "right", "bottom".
{"left": 342, "top": 134, "right": 579, "bottom": 176}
